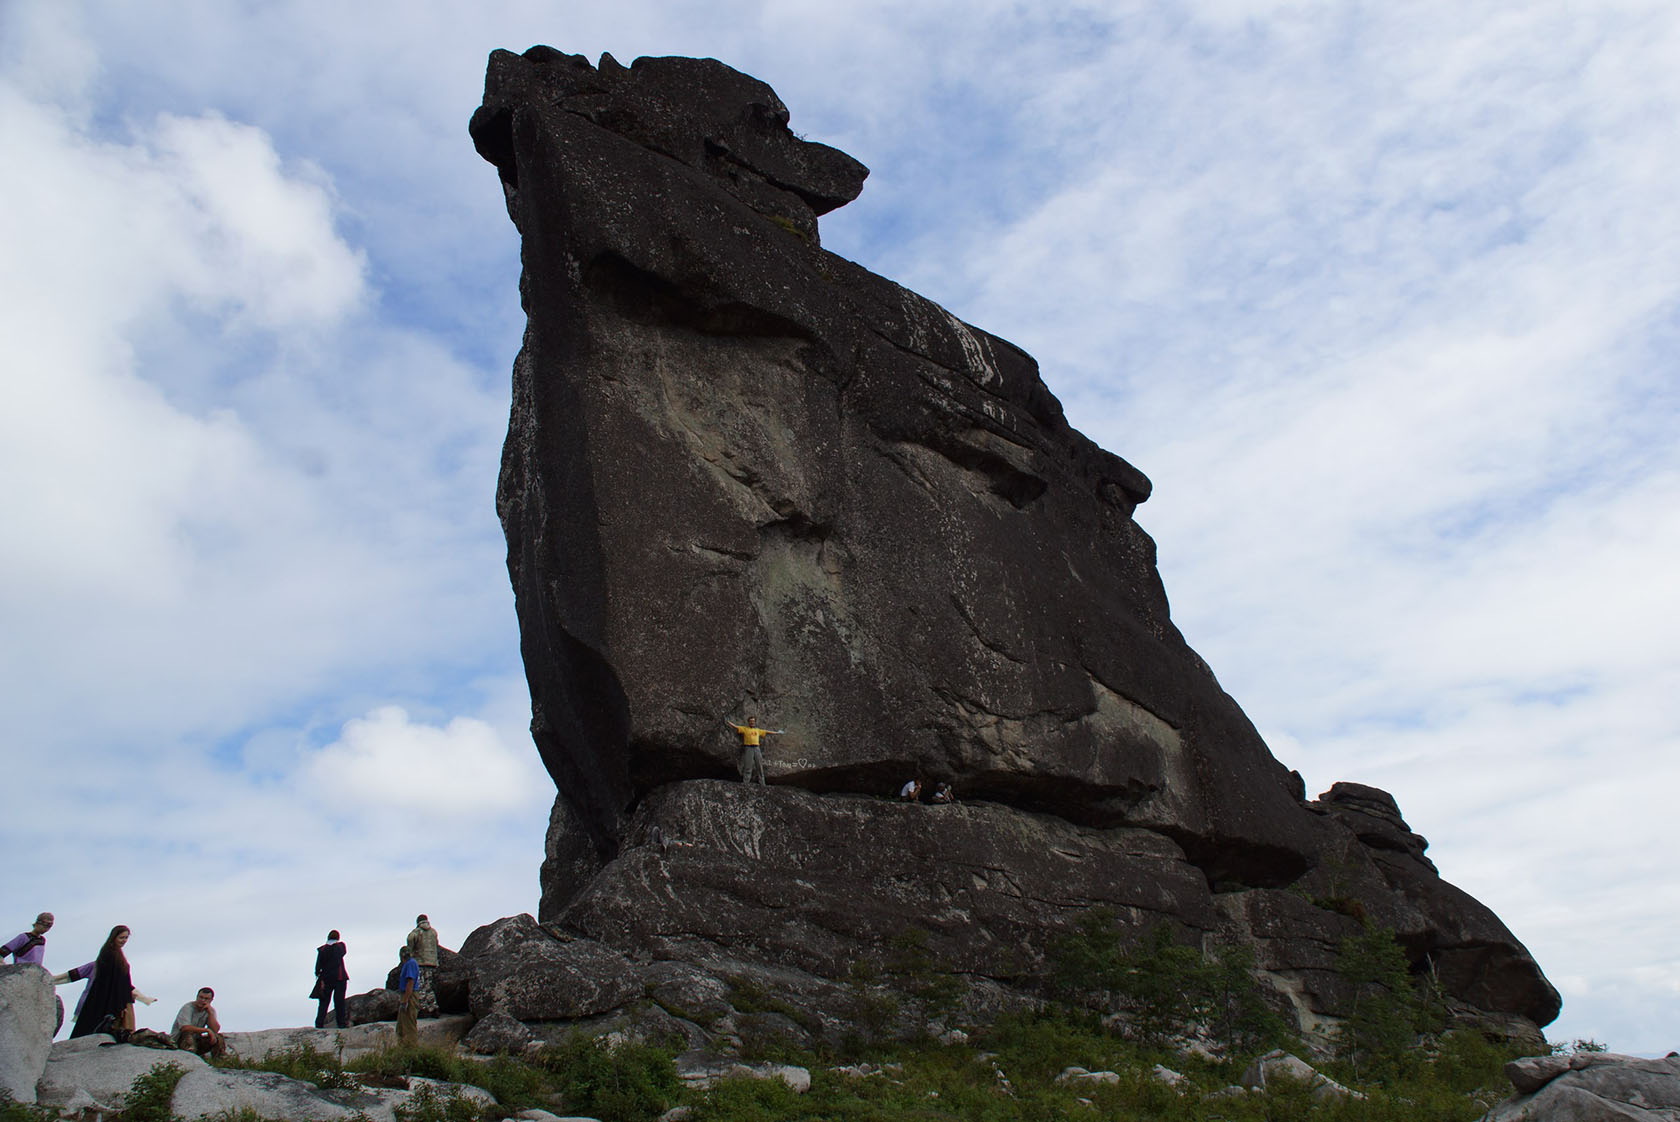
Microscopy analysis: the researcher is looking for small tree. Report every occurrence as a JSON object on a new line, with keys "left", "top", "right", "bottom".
{"left": 1335, "top": 922, "right": 1423, "bottom": 1081}
{"left": 1050, "top": 911, "right": 1288, "bottom": 1052}
{"left": 884, "top": 927, "right": 969, "bottom": 1025}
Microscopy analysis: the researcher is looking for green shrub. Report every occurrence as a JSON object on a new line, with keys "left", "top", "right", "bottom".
{"left": 392, "top": 1084, "right": 484, "bottom": 1122}
{"left": 535, "top": 1033, "right": 680, "bottom": 1122}
{"left": 216, "top": 1042, "right": 357, "bottom": 1090}
{"left": 687, "top": 1073, "right": 805, "bottom": 1122}
{"left": 0, "top": 1091, "right": 58, "bottom": 1122}
{"left": 471, "top": 1053, "right": 548, "bottom": 1111}
{"left": 346, "top": 1043, "right": 474, "bottom": 1084}
{"left": 113, "top": 1062, "right": 187, "bottom": 1122}
{"left": 883, "top": 927, "right": 969, "bottom": 1025}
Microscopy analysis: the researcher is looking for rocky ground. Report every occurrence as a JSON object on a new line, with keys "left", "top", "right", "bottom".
{"left": 7, "top": 962, "right": 1678, "bottom": 1121}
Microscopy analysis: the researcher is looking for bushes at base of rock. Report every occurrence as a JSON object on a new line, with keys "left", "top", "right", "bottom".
{"left": 0, "top": 1092, "right": 56, "bottom": 1122}
{"left": 214, "top": 1043, "right": 358, "bottom": 1091}
{"left": 533, "top": 1033, "right": 681, "bottom": 1122}
{"left": 1049, "top": 910, "right": 1293, "bottom": 1053}
{"left": 111, "top": 1062, "right": 186, "bottom": 1122}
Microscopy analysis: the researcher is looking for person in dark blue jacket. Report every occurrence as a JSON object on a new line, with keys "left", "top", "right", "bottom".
{"left": 313, "top": 930, "right": 349, "bottom": 1028}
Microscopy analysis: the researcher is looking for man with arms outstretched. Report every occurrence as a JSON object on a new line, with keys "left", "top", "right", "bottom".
{"left": 725, "top": 716, "right": 782, "bottom": 784}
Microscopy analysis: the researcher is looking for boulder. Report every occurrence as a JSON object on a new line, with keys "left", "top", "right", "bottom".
{"left": 674, "top": 1052, "right": 810, "bottom": 1093}
{"left": 1056, "top": 1066, "right": 1121, "bottom": 1086}
{"left": 0, "top": 963, "right": 56, "bottom": 1103}
{"left": 36, "top": 1041, "right": 209, "bottom": 1113}
{"left": 640, "top": 960, "right": 733, "bottom": 1025}
{"left": 1485, "top": 1052, "right": 1680, "bottom": 1122}
{"left": 345, "top": 986, "right": 403, "bottom": 1025}
{"left": 1240, "top": 1050, "right": 1361, "bottom": 1102}
{"left": 461, "top": 914, "right": 643, "bottom": 1020}
{"left": 461, "top": 1010, "right": 538, "bottom": 1055}
{"left": 170, "top": 1066, "right": 392, "bottom": 1122}
{"left": 472, "top": 43, "right": 1559, "bottom": 1040}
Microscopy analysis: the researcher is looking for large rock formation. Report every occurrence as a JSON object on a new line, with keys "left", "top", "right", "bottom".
{"left": 1484, "top": 1053, "right": 1680, "bottom": 1121}
{"left": 470, "top": 46, "right": 1560, "bottom": 1040}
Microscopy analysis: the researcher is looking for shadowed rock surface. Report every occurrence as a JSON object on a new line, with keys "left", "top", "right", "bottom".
{"left": 471, "top": 45, "right": 1560, "bottom": 1040}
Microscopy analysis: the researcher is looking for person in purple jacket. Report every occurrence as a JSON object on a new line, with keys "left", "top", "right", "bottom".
{"left": 1, "top": 912, "right": 54, "bottom": 965}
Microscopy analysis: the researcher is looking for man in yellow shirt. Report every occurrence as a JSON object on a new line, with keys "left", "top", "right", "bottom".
{"left": 725, "top": 716, "right": 782, "bottom": 784}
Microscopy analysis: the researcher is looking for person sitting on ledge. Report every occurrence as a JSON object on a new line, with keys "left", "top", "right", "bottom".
{"left": 930, "top": 781, "right": 956, "bottom": 804}
{"left": 172, "top": 986, "right": 225, "bottom": 1057}
{"left": 725, "top": 716, "right": 781, "bottom": 784}
{"left": 899, "top": 777, "right": 923, "bottom": 802}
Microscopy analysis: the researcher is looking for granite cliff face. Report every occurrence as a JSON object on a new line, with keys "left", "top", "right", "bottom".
{"left": 470, "top": 46, "right": 1560, "bottom": 1041}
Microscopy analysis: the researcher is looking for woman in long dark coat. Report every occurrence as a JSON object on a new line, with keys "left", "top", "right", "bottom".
{"left": 313, "top": 929, "right": 349, "bottom": 1028}
{"left": 69, "top": 925, "right": 135, "bottom": 1038}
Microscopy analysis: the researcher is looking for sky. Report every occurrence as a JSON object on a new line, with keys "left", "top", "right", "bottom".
{"left": 1, "top": 0, "right": 1675, "bottom": 1055}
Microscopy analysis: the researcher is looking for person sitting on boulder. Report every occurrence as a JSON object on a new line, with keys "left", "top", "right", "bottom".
{"left": 725, "top": 717, "right": 781, "bottom": 784}
{"left": 172, "top": 987, "right": 225, "bottom": 1056}
{"left": 899, "top": 777, "right": 923, "bottom": 802}
{"left": 1, "top": 911, "right": 54, "bottom": 965}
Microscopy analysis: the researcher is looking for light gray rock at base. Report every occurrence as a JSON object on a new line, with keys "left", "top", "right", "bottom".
{"left": 0, "top": 963, "right": 57, "bottom": 1103}
{"left": 37, "top": 1041, "right": 210, "bottom": 1113}
{"left": 171, "top": 1070, "right": 493, "bottom": 1122}
{"left": 675, "top": 1054, "right": 811, "bottom": 1093}
{"left": 221, "top": 1015, "right": 474, "bottom": 1064}
{"left": 1241, "top": 1049, "right": 1362, "bottom": 1102}
{"left": 1152, "top": 1064, "right": 1188, "bottom": 1088}
{"left": 1483, "top": 1052, "right": 1680, "bottom": 1121}
{"left": 170, "top": 1066, "right": 390, "bottom": 1122}
{"left": 1056, "top": 1066, "right": 1121, "bottom": 1086}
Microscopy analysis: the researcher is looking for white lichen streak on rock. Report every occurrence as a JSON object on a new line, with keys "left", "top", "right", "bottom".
{"left": 941, "top": 308, "right": 1001, "bottom": 390}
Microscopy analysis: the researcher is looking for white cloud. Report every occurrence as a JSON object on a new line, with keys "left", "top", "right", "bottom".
{"left": 305, "top": 705, "right": 546, "bottom": 816}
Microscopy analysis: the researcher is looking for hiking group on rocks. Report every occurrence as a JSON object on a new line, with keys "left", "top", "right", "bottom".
{"left": 2, "top": 910, "right": 446, "bottom": 1052}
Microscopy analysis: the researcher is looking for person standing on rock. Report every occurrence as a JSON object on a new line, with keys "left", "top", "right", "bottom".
{"left": 396, "top": 945, "right": 420, "bottom": 1046}
{"left": 171, "top": 986, "right": 225, "bottom": 1056}
{"left": 1, "top": 912, "right": 54, "bottom": 965}
{"left": 726, "top": 717, "right": 782, "bottom": 784}
{"left": 313, "top": 930, "right": 349, "bottom": 1029}
{"left": 406, "top": 914, "right": 439, "bottom": 1009}
{"left": 67, "top": 925, "right": 154, "bottom": 1038}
